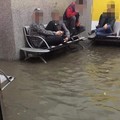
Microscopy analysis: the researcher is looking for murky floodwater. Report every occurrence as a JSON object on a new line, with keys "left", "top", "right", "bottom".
{"left": 1, "top": 45, "right": 120, "bottom": 120}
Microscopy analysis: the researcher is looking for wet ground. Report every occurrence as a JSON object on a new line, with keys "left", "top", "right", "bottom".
{"left": 1, "top": 45, "right": 120, "bottom": 120}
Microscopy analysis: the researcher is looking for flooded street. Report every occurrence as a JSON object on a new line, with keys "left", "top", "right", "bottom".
{"left": 1, "top": 46, "right": 120, "bottom": 120}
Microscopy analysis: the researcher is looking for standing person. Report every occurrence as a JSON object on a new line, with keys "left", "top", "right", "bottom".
{"left": 29, "top": 8, "right": 66, "bottom": 48}
{"left": 46, "top": 9, "right": 70, "bottom": 42}
{"left": 63, "top": 0, "right": 85, "bottom": 36}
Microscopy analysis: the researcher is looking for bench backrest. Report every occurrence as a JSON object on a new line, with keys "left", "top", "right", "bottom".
{"left": 23, "top": 26, "right": 34, "bottom": 48}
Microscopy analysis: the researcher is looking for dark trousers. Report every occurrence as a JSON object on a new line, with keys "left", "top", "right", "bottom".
{"left": 41, "top": 36, "right": 64, "bottom": 47}
{"left": 64, "top": 14, "right": 85, "bottom": 35}
{"left": 69, "top": 16, "right": 76, "bottom": 32}
{"left": 65, "top": 15, "right": 79, "bottom": 32}
{"left": 95, "top": 25, "right": 113, "bottom": 36}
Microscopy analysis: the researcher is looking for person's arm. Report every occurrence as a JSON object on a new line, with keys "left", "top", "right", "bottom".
{"left": 97, "top": 14, "right": 103, "bottom": 28}
{"left": 61, "top": 22, "right": 70, "bottom": 39}
{"left": 33, "top": 24, "right": 56, "bottom": 36}
{"left": 107, "top": 18, "right": 116, "bottom": 29}
{"left": 103, "top": 17, "right": 116, "bottom": 30}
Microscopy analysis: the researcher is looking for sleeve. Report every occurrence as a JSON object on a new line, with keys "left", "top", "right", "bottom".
{"left": 98, "top": 14, "right": 103, "bottom": 26}
{"left": 61, "top": 23, "right": 70, "bottom": 39}
{"left": 107, "top": 18, "right": 116, "bottom": 28}
{"left": 66, "top": 7, "right": 77, "bottom": 18}
{"left": 33, "top": 24, "right": 56, "bottom": 36}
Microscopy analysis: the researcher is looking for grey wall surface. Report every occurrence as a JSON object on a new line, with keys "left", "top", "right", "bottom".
{"left": 11, "top": 0, "right": 73, "bottom": 59}
{"left": 0, "top": 0, "right": 15, "bottom": 60}
{"left": 83, "top": 0, "right": 93, "bottom": 34}
{"left": 0, "top": 0, "right": 92, "bottom": 60}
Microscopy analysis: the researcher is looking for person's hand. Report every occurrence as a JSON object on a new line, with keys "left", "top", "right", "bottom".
{"left": 103, "top": 24, "right": 108, "bottom": 29}
{"left": 55, "top": 31, "right": 61, "bottom": 36}
{"left": 76, "top": 21, "right": 80, "bottom": 27}
{"left": 59, "top": 31, "right": 64, "bottom": 36}
{"left": 64, "top": 37, "right": 69, "bottom": 42}
{"left": 55, "top": 31, "right": 64, "bottom": 36}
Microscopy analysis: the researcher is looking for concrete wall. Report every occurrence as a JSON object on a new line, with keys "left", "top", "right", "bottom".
{"left": 83, "top": 0, "right": 93, "bottom": 34}
{"left": 0, "top": 0, "right": 93, "bottom": 60}
{"left": 0, "top": 0, "right": 15, "bottom": 60}
{"left": 11, "top": 0, "right": 74, "bottom": 59}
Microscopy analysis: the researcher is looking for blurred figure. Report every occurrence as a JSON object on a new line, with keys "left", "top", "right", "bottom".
{"left": 46, "top": 9, "right": 70, "bottom": 42}
{"left": 63, "top": 0, "right": 85, "bottom": 36}
{"left": 29, "top": 8, "right": 66, "bottom": 48}
{"left": 89, "top": 1, "right": 116, "bottom": 38}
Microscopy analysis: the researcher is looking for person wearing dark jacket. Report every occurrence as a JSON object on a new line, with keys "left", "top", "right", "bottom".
{"left": 96, "top": 12, "right": 115, "bottom": 34}
{"left": 46, "top": 10, "right": 70, "bottom": 42}
{"left": 63, "top": 0, "right": 85, "bottom": 36}
{"left": 89, "top": 2, "right": 116, "bottom": 37}
{"left": 29, "top": 8, "right": 66, "bottom": 48}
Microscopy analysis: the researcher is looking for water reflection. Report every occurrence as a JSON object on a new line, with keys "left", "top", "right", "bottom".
{"left": 1, "top": 46, "right": 120, "bottom": 120}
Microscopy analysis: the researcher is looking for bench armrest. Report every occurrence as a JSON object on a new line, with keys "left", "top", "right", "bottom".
{"left": 26, "top": 35, "right": 50, "bottom": 49}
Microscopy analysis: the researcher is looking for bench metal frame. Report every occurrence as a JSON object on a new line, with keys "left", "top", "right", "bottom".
{"left": 88, "top": 28, "right": 120, "bottom": 42}
{"left": 21, "top": 26, "right": 85, "bottom": 63}
{"left": 0, "top": 69, "right": 15, "bottom": 120}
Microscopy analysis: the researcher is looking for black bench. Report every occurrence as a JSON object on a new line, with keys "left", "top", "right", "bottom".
{"left": 88, "top": 29, "right": 120, "bottom": 44}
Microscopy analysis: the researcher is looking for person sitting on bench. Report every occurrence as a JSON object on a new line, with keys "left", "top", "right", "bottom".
{"left": 46, "top": 9, "right": 70, "bottom": 42}
{"left": 29, "top": 8, "right": 67, "bottom": 48}
{"left": 89, "top": 1, "right": 116, "bottom": 38}
{"left": 63, "top": 0, "right": 85, "bottom": 36}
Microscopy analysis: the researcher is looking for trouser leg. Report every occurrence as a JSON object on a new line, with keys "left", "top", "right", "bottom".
{"left": 76, "top": 26, "right": 85, "bottom": 34}
{"left": 41, "top": 36, "right": 64, "bottom": 47}
{"left": 68, "top": 16, "right": 76, "bottom": 34}
{"left": 96, "top": 26, "right": 112, "bottom": 36}
{"left": 105, "top": 25, "right": 113, "bottom": 33}
{"left": 75, "top": 13, "right": 80, "bottom": 24}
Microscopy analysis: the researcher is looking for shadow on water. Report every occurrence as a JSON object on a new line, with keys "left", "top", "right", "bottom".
{"left": 1, "top": 45, "right": 120, "bottom": 120}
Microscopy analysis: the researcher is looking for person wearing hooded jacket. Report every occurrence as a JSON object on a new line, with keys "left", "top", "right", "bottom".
{"left": 63, "top": 0, "right": 85, "bottom": 36}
